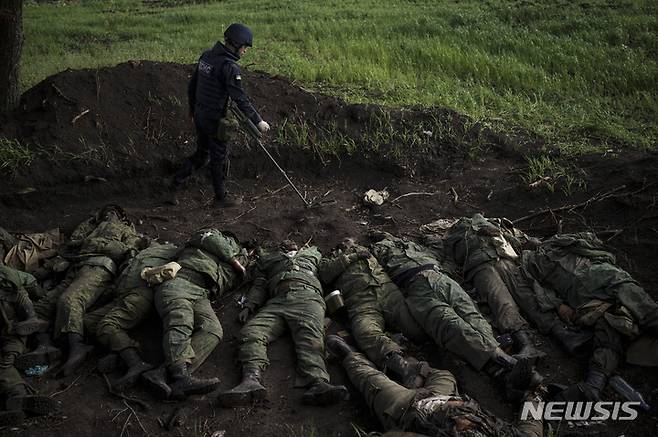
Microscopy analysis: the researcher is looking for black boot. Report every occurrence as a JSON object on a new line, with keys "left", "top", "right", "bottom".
{"left": 217, "top": 368, "right": 267, "bottom": 407}
{"left": 141, "top": 366, "right": 172, "bottom": 400}
{"left": 301, "top": 380, "right": 348, "bottom": 406}
{"left": 483, "top": 348, "right": 517, "bottom": 378}
{"left": 13, "top": 304, "right": 49, "bottom": 337}
{"left": 511, "top": 329, "right": 546, "bottom": 363}
{"left": 58, "top": 333, "right": 94, "bottom": 377}
{"left": 14, "top": 333, "right": 62, "bottom": 371}
{"left": 550, "top": 324, "right": 593, "bottom": 355}
{"left": 112, "top": 348, "right": 154, "bottom": 391}
{"left": 504, "top": 357, "right": 544, "bottom": 401}
{"left": 384, "top": 352, "right": 425, "bottom": 388}
{"left": 212, "top": 159, "right": 242, "bottom": 208}
{"left": 325, "top": 334, "right": 355, "bottom": 360}
{"left": 579, "top": 369, "right": 607, "bottom": 401}
{"left": 168, "top": 363, "right": 220, "bottom": 398}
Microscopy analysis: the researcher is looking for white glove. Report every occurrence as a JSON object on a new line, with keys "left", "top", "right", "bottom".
{"left": 257, "top": 120, "right": 270, "bottom": 132}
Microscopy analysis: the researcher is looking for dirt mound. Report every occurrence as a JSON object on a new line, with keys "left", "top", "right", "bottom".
{"left": 1, "top": 61, "right": 658, "bottom": 437}
{"left": 1, "top": 60, "right": 532, "bottom": 192}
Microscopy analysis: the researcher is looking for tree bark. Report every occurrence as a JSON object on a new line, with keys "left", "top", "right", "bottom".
{"left": 0, "top": 0, "right": 23, "bottom": 113}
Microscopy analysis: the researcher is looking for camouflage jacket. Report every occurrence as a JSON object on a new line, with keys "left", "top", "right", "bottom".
{"left": 66, "top": 215, "right": 142, "bottom": 273}
{"left": 246, "top": 246, "right": 323, "bottom": 310}
{"left": 521, "top": 232, "right": 638, "bottom": 311}
{"left": 442, "top": 213, "right": 527, "bottom": 280}
{"left": 114, "top": 243, "right": 179, "bottom": 294}
{"left": 319, "top": 243, "right": 392, "bottom": 298}
{"left": 371, "top": 234, "right": 452, "bottom": 282}
{"left": 177, "top": 229, "right": 248, "bottom": 298}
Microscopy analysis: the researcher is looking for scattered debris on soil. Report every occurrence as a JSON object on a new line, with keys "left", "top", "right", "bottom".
{"left": 1, "top": 61, "right": 657, "bottom": 436}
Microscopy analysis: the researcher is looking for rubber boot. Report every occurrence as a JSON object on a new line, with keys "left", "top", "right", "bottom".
{"left": 168, "top": 363, "right": 220, "bottom": 398}
{"left": 383, "top": 352, "right": 425, "bottom": 388}
{"left": 511, "top": 329, "right": 546, "bottom": 363}
{"left": 325, "top": 335, "right": 355, "bottom": 360}
{"left": 217, "top": 368, "right": 267, "bottom": 407}
{"left": 550, "top": 324, "right": 593, "bottom": 355}
{"left": 58, "top": 333, "right": 94, "bottom": 377}
{"left": 301, "top": 379, "right": 348, "bottom": 406}
{"left": 112, "top": 348, "right": 154, "bottom": 391}
{"left": 14, "top": 333, "right": 62, "bottom": 371}
{"left": 5, "top": 384, "right": 59, "bottom": 417}
{"left": 141, "top": 366, "right": 172, "bottom": 400}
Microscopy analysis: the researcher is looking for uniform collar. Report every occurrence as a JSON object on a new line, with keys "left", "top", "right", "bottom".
{"left": 213, "top": 42, "right": 240, "bottom": 60}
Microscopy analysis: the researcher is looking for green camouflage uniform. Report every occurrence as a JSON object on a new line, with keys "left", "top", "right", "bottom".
{"left": 319, "top": 244, "right": 426, "bottom": 367}
{"left": 0, "top": 266, "right": 41, "bottom": 396}
{"left": 514, "top": 232, "right": 658, "bottom": 375}
{"left": 239, "top": 246, "right": 329, "bottom": 387}
{"left": 342, "top": 351, "right": 542, "bottom": 436}
{"left": 441, "top": 214, "right": 530, "bottom": 334}
{"left": 51, "top": 215, "right": 142, "bottom": 338}
{"left": 155, "top": 230, "right": 246, "bottom": 371}
{"left": 371, "top": 235, "right": 499, "bottom": 370}
{"left": 96, "top": 243, "right": 179, "bottom": 353}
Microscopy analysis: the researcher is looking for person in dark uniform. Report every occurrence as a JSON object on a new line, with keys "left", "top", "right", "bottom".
{"left": 173, "top": 23, "right": 270, "bottom": 207}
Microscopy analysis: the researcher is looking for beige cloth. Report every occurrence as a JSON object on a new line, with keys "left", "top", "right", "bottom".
{"left": 4, "top": 228, "right": 63, "bottom": 272}
{"left": 141, "top": 262, "right": 181, "bottom": 285}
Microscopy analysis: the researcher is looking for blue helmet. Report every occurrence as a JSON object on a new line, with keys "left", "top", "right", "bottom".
{"left": 224, "top": 23, "right": 253, "bottom": 48}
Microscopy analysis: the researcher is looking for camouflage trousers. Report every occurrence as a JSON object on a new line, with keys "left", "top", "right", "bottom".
{"left": 49, "top": 265, "right": 114, "bottom": 338}
{"left": 238, "top": 285, "right": 329, "bottom": 387}
{"left": 96, "top": 287, "right": 154, "bottom": 353}
{"left": 345, "top": 282, "right": 426, "bottom": 368}
{"left": 470, "top": 259, "right": 529, "bottom": 333}
{"left": 403, "top": 269, "right": 499, "bottom": 370}
{"left": 155, "top": 278, "right": 222, "bottom": 370}
{"left": 342, "top": 351, "right": 458, "bottom": 430}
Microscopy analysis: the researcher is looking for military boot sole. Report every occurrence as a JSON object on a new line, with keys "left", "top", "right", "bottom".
{"left": 14, "top": 318, "right": 50, "bottom": 336}
{"left": 301, "top": 385, "right": 348, "bottom": 406}
{"left": 6, "top": 395, "right": 59, "bottom": 416}
{"left": 217, "top": 384, "right": 267, "bottom": 407}
{"left": 15, "top": 347, "right": 62, "bottom": 371}
{"left": 512, "top": 348, "right": 547, "bottom": 366}
{"left": 0, "top": 410, "right": 25, "bottom": 426}
{"left": 170, "top": 377, "right": 221, "bottom": 399}
{"left": 113, "top": 362, "right": 155, "bottom": 392}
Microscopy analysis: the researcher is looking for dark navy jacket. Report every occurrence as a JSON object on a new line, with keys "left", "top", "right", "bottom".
{"left": 188, "top": 42, "right": 262, "bottom": 124}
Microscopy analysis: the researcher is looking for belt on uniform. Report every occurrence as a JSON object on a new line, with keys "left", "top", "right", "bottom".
{"left": 176, "top": 268, "right": 209, "bottom": 289}
{"left": 392, "top": 264, "right": 438, "bottom": 288}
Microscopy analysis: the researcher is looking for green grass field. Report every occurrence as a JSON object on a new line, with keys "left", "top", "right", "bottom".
{"left": 21, "top": 0, "right": 658, "bottom": 154}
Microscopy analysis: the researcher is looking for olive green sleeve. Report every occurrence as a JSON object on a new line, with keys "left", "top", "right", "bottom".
{"left": 318, "top": 254, "right": 352, "bottom": 285}
{"left": 245, "top": 259, "right": 268, "bottom": 311}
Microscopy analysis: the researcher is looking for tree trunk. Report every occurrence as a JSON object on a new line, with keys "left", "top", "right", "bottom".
{"left": 0, "top": 0, "right": 23, "bottom": 113}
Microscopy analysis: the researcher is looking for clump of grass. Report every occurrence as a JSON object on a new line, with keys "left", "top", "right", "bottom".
{"left": 0, "top": 138, "right": 35, "bottom": 171}
{"left": 523, "top": 154, "right": 586, "bottom": 196}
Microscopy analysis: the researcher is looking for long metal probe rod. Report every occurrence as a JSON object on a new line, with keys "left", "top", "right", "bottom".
{"left": 255, "top": 138, "right": 311, "bottom": 208}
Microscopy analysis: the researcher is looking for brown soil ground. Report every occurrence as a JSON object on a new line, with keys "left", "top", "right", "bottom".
{"left": 0, "top": 61, "right": 657, "bottom": 437}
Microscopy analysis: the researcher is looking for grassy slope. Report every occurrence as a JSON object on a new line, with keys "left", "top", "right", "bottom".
{"left": 21, "top": 0, "right": 658, "bottom": 153}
